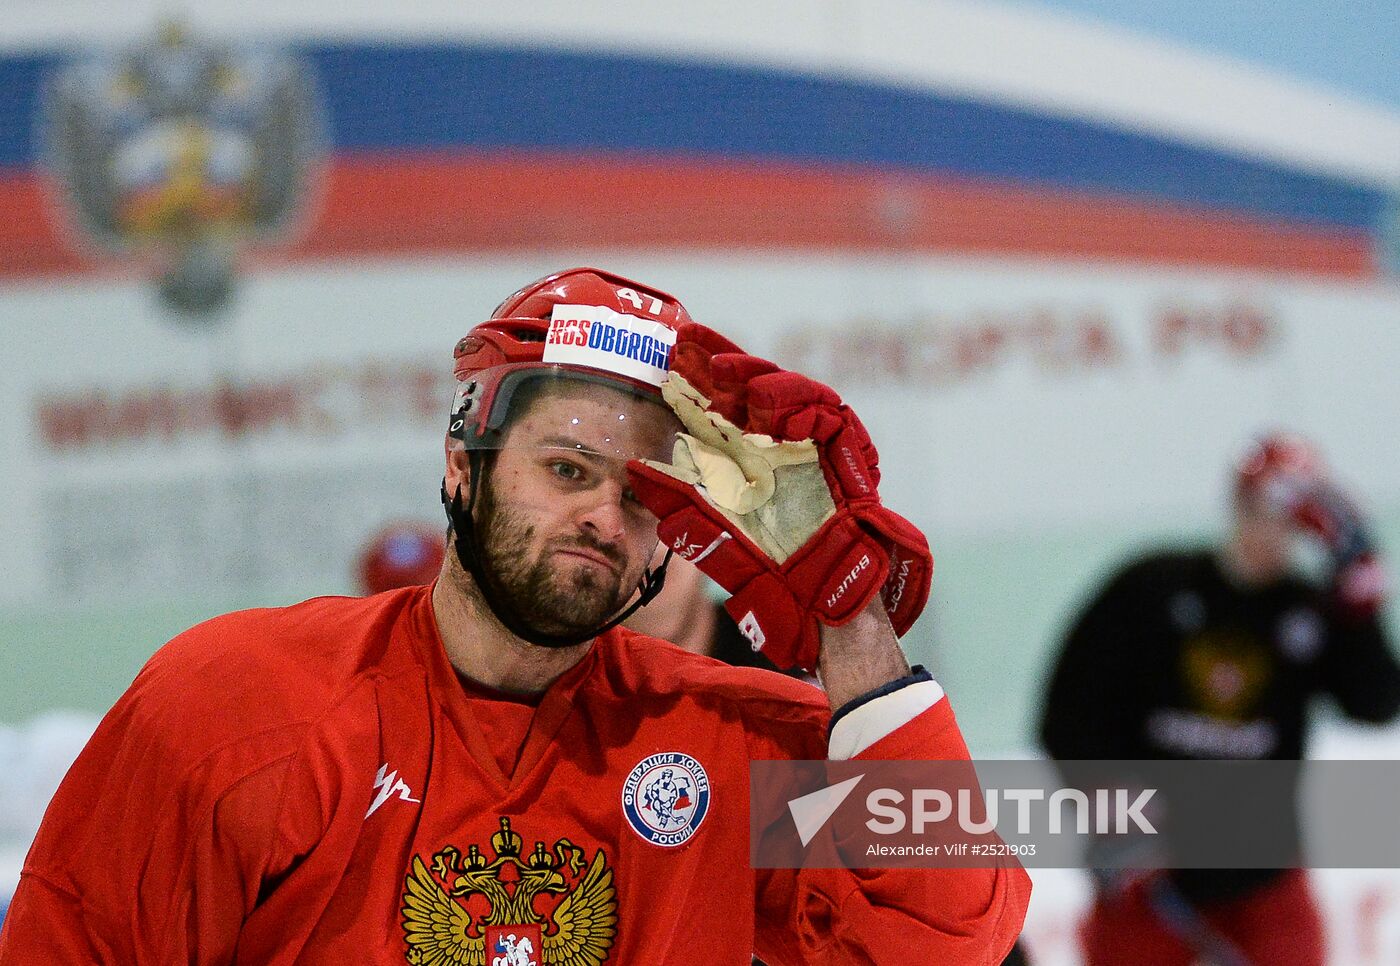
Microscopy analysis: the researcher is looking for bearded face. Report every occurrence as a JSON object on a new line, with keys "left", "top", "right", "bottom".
{"left": 444, "top": 377, "right": 679, "bottom": 646}
{"left": 473, "top": 471, "right": 635, "bottom": 640}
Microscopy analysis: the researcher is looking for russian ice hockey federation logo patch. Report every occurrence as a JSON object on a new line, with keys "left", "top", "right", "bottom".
{"left": 622, "top": 752, "right": 711, "bottom": 847}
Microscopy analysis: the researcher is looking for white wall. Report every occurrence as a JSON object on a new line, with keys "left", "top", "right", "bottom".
{"left": 3, "top": 252, "right": 1398, "bottom": 751}
{"left": 7, "top": 254, "right": 1399, "bottom": 605}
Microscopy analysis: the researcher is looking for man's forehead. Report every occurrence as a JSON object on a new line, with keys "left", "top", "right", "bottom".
{"left": 507, "top": 380, "right": 679, "bottom": 460}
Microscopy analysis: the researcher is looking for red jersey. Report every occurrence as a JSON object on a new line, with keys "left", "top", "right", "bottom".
{"left": 0, "top": 586, "right": 1028, "bottom": 964}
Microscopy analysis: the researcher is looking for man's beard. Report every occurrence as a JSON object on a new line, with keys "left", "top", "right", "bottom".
{"left": 474, "top": 480, "right": 634, "bottom": 642}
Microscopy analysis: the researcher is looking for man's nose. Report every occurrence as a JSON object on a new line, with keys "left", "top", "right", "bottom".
{"left": 574, "top": 481, "right": 629, "bottom": 542}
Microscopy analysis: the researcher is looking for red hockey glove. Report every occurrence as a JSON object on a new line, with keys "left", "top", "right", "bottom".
{"left": 627, "top": 334, "right": 932, "bottom": 671}
{"left": 1290, "top": 482, "right": 1387, "bottom": 617}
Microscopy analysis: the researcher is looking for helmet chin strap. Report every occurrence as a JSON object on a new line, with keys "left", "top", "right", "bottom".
{"left": 439, "top": 453, "right": 671, "bottom": 649}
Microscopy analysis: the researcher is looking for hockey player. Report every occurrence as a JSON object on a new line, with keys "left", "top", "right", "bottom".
{"left": 0, "top": 268, "right": 1029, "bottom": 964}
{"left": 1039, "top": 433, "right": 1400, "bottom": 965}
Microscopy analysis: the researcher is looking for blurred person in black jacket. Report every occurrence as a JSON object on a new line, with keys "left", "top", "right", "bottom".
{"left": 1039, "top": 432, "right": 1400, "bottom": 965}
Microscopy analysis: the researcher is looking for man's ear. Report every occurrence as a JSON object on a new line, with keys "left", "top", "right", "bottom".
{"left": 444, "top": 445, "right": 472, "bottom": 496}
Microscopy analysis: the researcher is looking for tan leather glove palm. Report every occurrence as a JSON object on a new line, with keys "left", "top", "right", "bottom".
{"left": 641, "top": 373, "right": 835, "bottom": 562}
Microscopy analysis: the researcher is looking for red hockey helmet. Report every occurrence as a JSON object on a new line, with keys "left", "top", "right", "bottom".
{"left": 440, "top": 268, "right": 693, "bottom": 648}
{"left": 448, "top": 268, "right": 694, "bottom": 455}
{"left": 357, "top": 521, "right": 445, "bottom": 594}
{"left": 1234, "top": 432, "right": 1326, "bottom": 513}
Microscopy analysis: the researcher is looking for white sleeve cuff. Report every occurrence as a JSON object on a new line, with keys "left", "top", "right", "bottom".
{"left": 828, "top": 679, "right": 946, "bottom": 760}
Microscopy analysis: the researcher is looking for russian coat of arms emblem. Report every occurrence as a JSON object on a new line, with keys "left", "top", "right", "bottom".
{"left": 401, "top": 817, "right": 617, "bottom": 965}
{"left": 39, "top": 20, "right": 324, "bottom": 316}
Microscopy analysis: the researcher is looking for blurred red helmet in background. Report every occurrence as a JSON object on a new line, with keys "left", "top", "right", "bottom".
{"left": 357, "top": 521, "right": 445, "bottom": 594}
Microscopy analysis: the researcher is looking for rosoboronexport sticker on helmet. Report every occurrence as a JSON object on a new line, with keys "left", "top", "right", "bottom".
{"left": 543, "top": 304, "right": 676, "bottom": 387}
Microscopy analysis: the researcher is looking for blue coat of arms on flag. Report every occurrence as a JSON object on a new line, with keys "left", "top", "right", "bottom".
{"left": 39, "top": 20, "right": 325, "bottom": 316}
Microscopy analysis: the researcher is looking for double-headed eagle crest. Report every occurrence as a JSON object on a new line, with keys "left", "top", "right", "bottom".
{"left": 41, "top": 20, "right": 324, "bottom": 316}
{"left": 402, "top": 817, "right": 617, "bottom": 965}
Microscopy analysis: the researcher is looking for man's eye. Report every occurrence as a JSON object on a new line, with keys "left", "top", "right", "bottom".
{"left": 551, "top": 461, "right": 583, "bottom": 481}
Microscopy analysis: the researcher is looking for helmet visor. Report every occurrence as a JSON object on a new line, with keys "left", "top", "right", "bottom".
{"left": 451, "top": 365, "right": 680, "bottom": 463}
